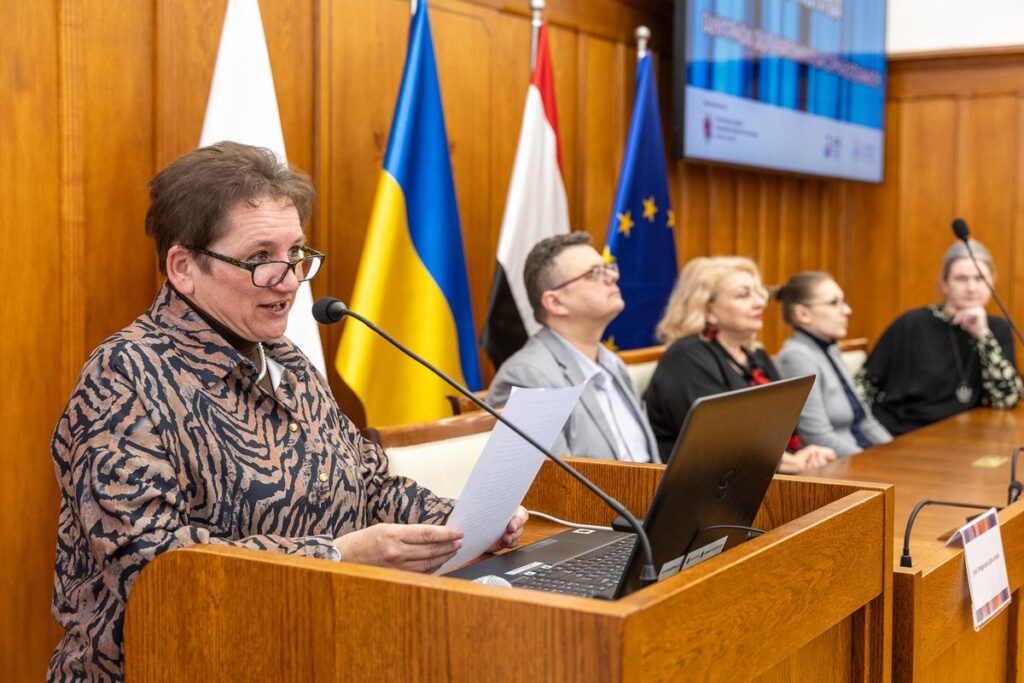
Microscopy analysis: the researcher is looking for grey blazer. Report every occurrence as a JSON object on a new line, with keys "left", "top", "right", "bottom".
{"left": 775, "top": 333, "right": 893, "bottom": 457}
{"left": 486, "top": 328, "right": 660, "bottom": 462}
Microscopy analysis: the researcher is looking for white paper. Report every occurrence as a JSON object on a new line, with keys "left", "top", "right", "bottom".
{"left": 436, "top": 384, "right": 585, "bottom": 574}
{"left": 945, "top": 508, "right": 1012, "bottom": 631}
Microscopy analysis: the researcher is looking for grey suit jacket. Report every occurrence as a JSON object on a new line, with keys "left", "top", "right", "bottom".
{"left": 775, "top": 333, "right": 892, "bottom": 457}
{"left": 486, "top": 328, "right": 660, "bottom": 462}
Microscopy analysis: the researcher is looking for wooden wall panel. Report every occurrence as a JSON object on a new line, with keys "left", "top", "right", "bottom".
{"left": 1, "top": 1, "right": 67, "bottom": 679}
{"left": 847, "top": 48, "right": 1024, "bottom": 354}
{"left": 82, "top": 1, "right": 156, "bottom": 352}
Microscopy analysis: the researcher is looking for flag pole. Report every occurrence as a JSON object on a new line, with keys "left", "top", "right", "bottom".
{"left": 411, "top": 0, "right": 418, "bottom": 15}
{"left": 530, "top": 0, "right": 545, "bottom": 72}
{"left": 635, "top": 25, "right": 650, "bottom": 60}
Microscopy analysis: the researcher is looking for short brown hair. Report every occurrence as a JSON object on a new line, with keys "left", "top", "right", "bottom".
{"left": 774, "top": 271, "right": 832, "bottom": 326}
{"left": 523, "top": 231, "right": 593, "bottom": 324}
{"left": 145, "top": 141, "right": 315, "bottom": 273}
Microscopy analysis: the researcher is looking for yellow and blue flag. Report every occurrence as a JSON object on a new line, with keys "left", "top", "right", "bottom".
{"left": 603, "top": 52, "right": 678, "bottom": 350}
{"left": 336, "top": 1, "right": 480, "bottom": 427}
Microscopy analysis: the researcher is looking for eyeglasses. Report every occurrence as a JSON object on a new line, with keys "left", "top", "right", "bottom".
{"left": 804, "top": 297, "right": 848, "bottom": 309}
{"left": 549, "top": 262, "right": 619, "bottom": 291}
{"left": 198, "top": 246, "right": 325, "bottom": 288}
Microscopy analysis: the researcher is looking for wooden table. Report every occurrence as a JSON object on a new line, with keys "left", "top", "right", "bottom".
{"left": 813, "top": 407, "right": 1024, "bottom": 681}
{"left": 814, "top": 407, "right": 1023, "bottom": 561}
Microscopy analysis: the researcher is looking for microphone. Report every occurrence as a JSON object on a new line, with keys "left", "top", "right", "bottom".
{"left": 950, "top": 218, "right": 1024, "bottom": 349}
{"left": 1009, "top": 447, "right": 1024, "bottom": 505}
{"left": 471, "top": 575, "right": 512, "bottom": 588}
{"left": 899, "top": 499, "right": 999, "bottom": 567}
{"left": 313, "top": 296, "right": 659, "bottom": 588}
{"left": 951, "top": 217, "right": 970, "bottom": 241}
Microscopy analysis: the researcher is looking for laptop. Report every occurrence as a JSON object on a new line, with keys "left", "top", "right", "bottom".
{"left": 447, "top": 375, "right": 814, "bottom": 599}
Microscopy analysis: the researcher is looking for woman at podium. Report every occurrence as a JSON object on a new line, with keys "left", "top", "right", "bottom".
{"left": 643, "top": 256, "right": 836, "bottom": 473}
{"left": 46, "top": 143, "right": 525, "bottom": 682}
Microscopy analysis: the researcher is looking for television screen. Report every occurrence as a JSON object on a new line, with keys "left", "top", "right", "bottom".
{"left": 673, "top": 0, "right": 887, "bottom": 183}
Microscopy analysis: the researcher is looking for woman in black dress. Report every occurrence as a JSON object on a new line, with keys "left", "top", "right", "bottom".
{"left": 856, "top": 240, "right": 1022, "bottom": 435}
{"left": 643, "top": 256, "right": 836, "bottom": 472}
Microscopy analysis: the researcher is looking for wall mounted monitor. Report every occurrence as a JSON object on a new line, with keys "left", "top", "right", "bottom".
{"left": 673, "top": 0, "right": 887, "bottom": 183}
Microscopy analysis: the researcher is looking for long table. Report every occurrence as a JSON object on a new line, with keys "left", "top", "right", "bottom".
{"left": 813, "top": 407, "right": 1024, "bottom": 681}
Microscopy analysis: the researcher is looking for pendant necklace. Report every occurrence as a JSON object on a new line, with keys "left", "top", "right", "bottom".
{"left": 948, "top": 326, "right": 975, "bottom": 404}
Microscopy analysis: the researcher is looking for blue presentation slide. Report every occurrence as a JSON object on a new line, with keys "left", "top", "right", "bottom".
{"left": 683, "top": 0, "right": 887, "bottom": 182}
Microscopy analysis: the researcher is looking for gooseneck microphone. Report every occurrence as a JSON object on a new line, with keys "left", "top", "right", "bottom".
{"left": 899, "top": 498, "right": 999, "bottom": 567}
{"left": 950, "top": 218, "right": 1024, "bottom": 349}
{"left": 312, "top": 296, "right": 659, "bottom": 588}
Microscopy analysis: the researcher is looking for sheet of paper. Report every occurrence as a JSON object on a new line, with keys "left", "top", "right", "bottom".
{"left": 946, "top": 507, "right": 1012, "bottom": 631}
{"left": 436, "top": 383, "right": 586, "bottom": 574}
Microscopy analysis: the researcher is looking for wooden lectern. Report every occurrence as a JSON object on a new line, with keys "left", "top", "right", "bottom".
{"left": 124, "top": 459, "right": 892, "bottom": 682}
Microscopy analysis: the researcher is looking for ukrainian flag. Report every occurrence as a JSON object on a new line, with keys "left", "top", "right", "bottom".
{"left": 336, "top": 1, "right": 480, "bottom": 428}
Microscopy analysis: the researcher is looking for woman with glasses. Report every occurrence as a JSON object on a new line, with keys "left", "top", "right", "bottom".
{"left": 643, "top": 257, "right": 836, "bottom": 472}
{"left": 855, "top": 240, "right": 1022, "bottom": 436}
{"left": 47, "top": 143, "right": 526, "bottom": 682}
{"left": 774, "top": 272, "right": 892, "bottom": 456}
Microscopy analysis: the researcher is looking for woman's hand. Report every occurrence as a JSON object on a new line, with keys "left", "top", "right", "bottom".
{"left": 778, "top": 444, "right": 837, "bottom": 473}
{"left": 951, "top": 305, "right": 990, "bottom": 339}
{"left": 333, "top": 523, "right": 464, "bottom": 573}
{"left": 485, "top": 506, "right": 529, "bottom": 553}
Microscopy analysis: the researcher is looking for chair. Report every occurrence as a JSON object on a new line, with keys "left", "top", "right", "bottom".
{"left": 366, "top": 412, "right": 496, "bottom": 499}
{"left": 617, "top": 344, "right": 666, "bottom": 397}
{"left": 837, "top": 337, "right": 869, "bottom": 377}
{"left": 444, "top": 389, "right": 490, "bottom": 416}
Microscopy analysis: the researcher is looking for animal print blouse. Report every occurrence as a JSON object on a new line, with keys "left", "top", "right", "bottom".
{"left": 48, "top": 284, "right": 453, "bottom": 682}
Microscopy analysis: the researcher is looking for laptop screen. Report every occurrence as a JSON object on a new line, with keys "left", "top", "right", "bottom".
{"left": 613, "top": 375, "right": 814, "bottom": 597}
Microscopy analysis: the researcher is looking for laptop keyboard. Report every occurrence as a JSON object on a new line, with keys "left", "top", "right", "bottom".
{"left": 510, "top": 535, "right": 636, "bottom": 597}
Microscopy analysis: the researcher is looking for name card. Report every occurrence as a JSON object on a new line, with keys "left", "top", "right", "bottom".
{"left": 946, "top": 508, "right": 1011, "bottom": 631}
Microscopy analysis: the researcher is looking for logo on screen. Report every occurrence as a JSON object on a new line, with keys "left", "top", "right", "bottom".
{"left": 703, "top": 116, "right": 713, "bottom": 141}
{"left": 824, "top": 135, "right": 841, "bottom": 160}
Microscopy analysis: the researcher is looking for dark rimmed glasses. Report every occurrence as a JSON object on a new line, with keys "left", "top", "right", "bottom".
{"left": 198, "top": 246, "right": 325, "bottom": 288}
{"left": 549, "top": 262, "right": 619, "bottom": 291}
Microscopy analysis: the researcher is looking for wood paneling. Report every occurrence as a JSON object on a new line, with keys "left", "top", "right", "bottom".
{"left": 847, "top": 47, "right": 1024, "bottom": 351}
{"left": 1, "top": 1, "right": 67, "bottom": 678}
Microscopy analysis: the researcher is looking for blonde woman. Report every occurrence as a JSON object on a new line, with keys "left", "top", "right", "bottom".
{"left": 643, "top": 257, "right": 836, "bottom": 473}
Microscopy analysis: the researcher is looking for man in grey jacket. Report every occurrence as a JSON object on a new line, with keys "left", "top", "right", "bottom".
{"left": 486, "top": 232, "right": 659, "bottom": 462}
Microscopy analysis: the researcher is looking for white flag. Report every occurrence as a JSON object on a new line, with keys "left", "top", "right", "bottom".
{"left": 480, "top": 24, "right": 570, "bottom": 369}
{"left": 199, "top": 0, "right": 327, "bottom": 376}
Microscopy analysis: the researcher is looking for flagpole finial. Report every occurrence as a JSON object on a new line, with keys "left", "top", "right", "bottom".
{"left": 411, "top": 0, "right": 418, "bottom": 15}
{"left": 530, "top": 0, "right": 545, "bottom": 72}
{"left": 635, "top": 26, "right": 651, "bottom": 59}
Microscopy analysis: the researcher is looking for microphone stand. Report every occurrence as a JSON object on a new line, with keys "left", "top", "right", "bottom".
{"left": 953, "top": 220, "right": 1024, "bottom": 349}
{"left": 316, "top": 298, "right": 659, "bottom": 588}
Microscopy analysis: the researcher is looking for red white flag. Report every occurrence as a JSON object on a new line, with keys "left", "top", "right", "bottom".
{"left": 481, "top": 25, "right": 571, "bottom": 369}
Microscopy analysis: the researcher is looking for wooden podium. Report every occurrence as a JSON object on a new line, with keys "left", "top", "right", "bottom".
{"left": 817, "top": 408, "right": 1024, "bottom": 681}
{"left": 124, "top": 459, "right": 892, "bottom": 682}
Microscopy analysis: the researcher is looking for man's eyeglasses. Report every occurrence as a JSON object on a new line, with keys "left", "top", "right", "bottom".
{"left": 549, "top": 262, "right": 619, "bottom": 291}
{"left": 198, "top": 246, "right": 325, "bottom": 288}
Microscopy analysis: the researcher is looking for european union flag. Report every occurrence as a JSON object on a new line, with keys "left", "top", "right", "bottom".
{"left": 603, "top": 53, "right": 678, "bottom": 350}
